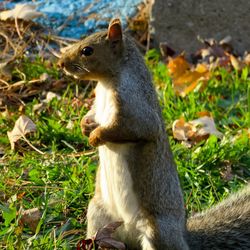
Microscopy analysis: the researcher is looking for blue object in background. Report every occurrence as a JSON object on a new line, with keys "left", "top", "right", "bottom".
{"left": 2, "top": 0, "right": 143, "bottom": 38}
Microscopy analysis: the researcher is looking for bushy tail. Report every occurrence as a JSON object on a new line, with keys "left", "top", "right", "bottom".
{"left": 186, "top": 184, "right": 250, "bottom": 250}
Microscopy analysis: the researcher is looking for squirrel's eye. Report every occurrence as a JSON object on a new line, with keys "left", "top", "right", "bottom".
{"left": 81, "top": 46, "right": 94, "bottom": 56}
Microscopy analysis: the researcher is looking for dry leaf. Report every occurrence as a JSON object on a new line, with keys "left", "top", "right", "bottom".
{"left": 95, "top": 221, "right": 126, "bottom": 249}
{"left": 197, "top": 111, "right": 211, "bottom": 117}
{"left": 190, "top": 116, "right": 223, "bottom": 138}
{"left": 172, "top": 116, "right": 223, "bottom": 145}
{"left": 168, "top": 56, "right": 210, "bottom": 97}
{"left": 229, "top": 54, "right": 243, "bottom": 71}
{"left": 32, "top": 90, "right": 61, "bottom": 113}
{"left": 46, "top": 91, "right": 61, "bottom": 102}
{"left": 77, "top": 221, "right": 126, "bottom": 250}
{"left": 20, "top": 207, "right": 41, "bottom": 232}
{"left": 172, "top": 117, "right": 191, "bottom": 141}
{"left": 243, "top": 53, "right": 250, "bottom": 66}
{"left": 7, "top": 115, "right": 36, "bottom": 150}
{"left": 168, "top": 55, "right": 189, "bottom": 79}
{"left": 0, "top": 4, "right": 43, "bottom": 21}
{"left": 66, "top": 121, "right": 74, "bottom": 130}
{"left": 33, "top": 103, "right": 46, "bottom": 113}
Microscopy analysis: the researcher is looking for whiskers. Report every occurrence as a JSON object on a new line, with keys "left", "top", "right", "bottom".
{"left": 72, "top": 63, "right": 90, "bottom": 73}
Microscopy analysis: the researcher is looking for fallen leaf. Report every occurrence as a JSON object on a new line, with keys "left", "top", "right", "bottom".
{"left": 20, "top": 207, "right": 41, "bottom": 232}
{"left": 0, "top": 4, "right": 43, "bottom": 21}
{"left": 168, "top": 56, "right": 210, "bottom": 97}
{"left": 33, "top": 103, "right": 46, "bottom": 113}
{"left": 197, "top": 111, "right": 211, "bottom": 117}
{"left": 95, "top": 221, "right": 126, "bottom": 249}
{"left": 7, "top": 115, "right": 36, "bottom": 150}
{"left": 77, "top": 221, "right": 126, "bottom": 250}
{"left": 172, "top": 117, "right": 191, "bottom": 141}
{"left": 243, "top": 53, "right": 250, "bottom": 66}
{"left": 190, "top": 116, "right": 223, "bottom": 138}
{"left": 168, "top": 55, "right": 190, "bottom": 79}
{"left": 229, "top": 54, "right": 243, "bottom": 71}
{"left": 46, "top": 91, "right": 61, "bottom": 102}
{"left": 66, "top": 121, "right": 74, "bottom": 130}
{"left": 172, "top": 115, "right": 223, "bottom": 145}
{"left": 77, "top": 239, "right": 93, "bottom": 250}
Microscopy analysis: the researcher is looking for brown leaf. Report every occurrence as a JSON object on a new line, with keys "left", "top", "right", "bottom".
{"left": 243, "top": 53, "right": 250, "bottom": 66}
{"left": 172, "top": 116, "right": 223, "bottom": 145}
{"left": 168, "top": 56, "right": 210, "bottom": 97}
{"left": 0, "top": 4, "right": 43, "bottom": 21}
{"left": 20, "top": 207, "right": 41, "bottom": 232}
{"left": 95, "top": 221, "right": 126, "bottom": 250}
{"left": 77, "top": 221, "right": 126, "bottom": 250}
{"left": 229, "top": 54, "right": 243, "bottom": 71}
{"left": 77, "top": 239, "right": 93, "bottom": 250}
{"left": 190, "top": 116, "right": 223, "bottom": 138}
{"left": 172, "top": 117, "right": 190, "bottom": 141}
{"left": 7, "top": 115, "right": 36, "bottom": 150}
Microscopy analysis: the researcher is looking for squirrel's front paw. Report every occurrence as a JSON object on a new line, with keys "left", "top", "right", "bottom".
{"left": 89, "top": 127, "right": 105, "bottom": 147}
{"left": 80, "top": 117, "right": 99, "bottom": 137}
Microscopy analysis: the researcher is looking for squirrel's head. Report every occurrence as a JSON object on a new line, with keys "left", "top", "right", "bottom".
{"left": 58, "top": 19, "right": 123, "bottom": 81}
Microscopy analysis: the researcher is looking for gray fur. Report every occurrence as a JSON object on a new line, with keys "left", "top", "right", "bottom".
{"left": 187, "top": 184, "right": 250, "bottom": 250}
{"left": 58, "top": 19, "right": 250, "bottom": 250}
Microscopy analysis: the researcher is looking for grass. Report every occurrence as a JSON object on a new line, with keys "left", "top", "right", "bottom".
{"left": 0, "top": 50, "right": 249, "bottom": 249}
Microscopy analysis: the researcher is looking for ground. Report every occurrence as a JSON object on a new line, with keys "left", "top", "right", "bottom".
{"left": 0, "top": 48, "right": 249, "bottom": 249}
{"left": 0, "top": 7, "right": 249, "bottom": 247}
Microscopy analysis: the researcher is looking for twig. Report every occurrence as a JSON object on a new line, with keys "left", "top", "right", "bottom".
{"left": 48, "top": 34, "right": 79, "bottom": 44}
{"left": 14, "top": 17, "right": 23, "bottom": 39}
{"left": 66, "top": 149, "right": 96, "bottom": 157}
{"left": 56, "top": 14, "right": 74, "bottom": 33}
{"left": 0, "top": 31, "right": 16, "bottom": 57}
{"left": 22, "top": 135, "right": 45, "bottom": 155}
{"left": 0, "top": 79, "right": 10, "bottom": 87}
{"left": 46, "top": 45, "right": 61, "bottom": 58}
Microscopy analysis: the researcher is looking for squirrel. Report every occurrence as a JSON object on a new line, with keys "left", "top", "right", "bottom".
{"left": 58, "top": 19, "right": 250, "bottom": 250}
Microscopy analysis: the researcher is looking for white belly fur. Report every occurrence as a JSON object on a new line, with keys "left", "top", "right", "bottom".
{"left": 94, "top": 82, "right": 139, "bottom": 223}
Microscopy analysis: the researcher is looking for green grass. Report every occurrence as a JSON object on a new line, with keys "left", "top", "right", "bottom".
{"left": 0, "top": 51, "right": 249, "bottom": 249}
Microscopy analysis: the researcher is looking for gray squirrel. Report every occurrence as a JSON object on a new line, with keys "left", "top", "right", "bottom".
{"left": 58, "top": 19, "right": 250, "bottom": 250}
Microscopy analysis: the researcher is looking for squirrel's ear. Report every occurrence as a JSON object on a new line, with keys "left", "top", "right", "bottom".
{"left": 108, "top": 19, "right": 122, "bottom": 42}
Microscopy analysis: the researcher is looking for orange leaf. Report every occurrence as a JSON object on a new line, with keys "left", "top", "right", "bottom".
{"left": 197, "top": 111, "right": 211, "bottom": 117}
{"left": 167, "top": 55, "right": 190, "bottom": 79}
{"left": 168, "top": 55, "right": 210, "bottom": 97}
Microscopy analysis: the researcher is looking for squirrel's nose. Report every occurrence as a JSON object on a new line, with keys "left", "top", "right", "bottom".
{"left": 57, "top": 59, "right": 64, "bottom": 68}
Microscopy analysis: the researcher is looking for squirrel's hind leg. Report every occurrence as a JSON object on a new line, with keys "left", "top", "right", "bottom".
{"left": 86, "top": 197, "right": 113, "bottom": 238}
{"left": 139, "top": 216, "right": 189, "bottom": 250}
